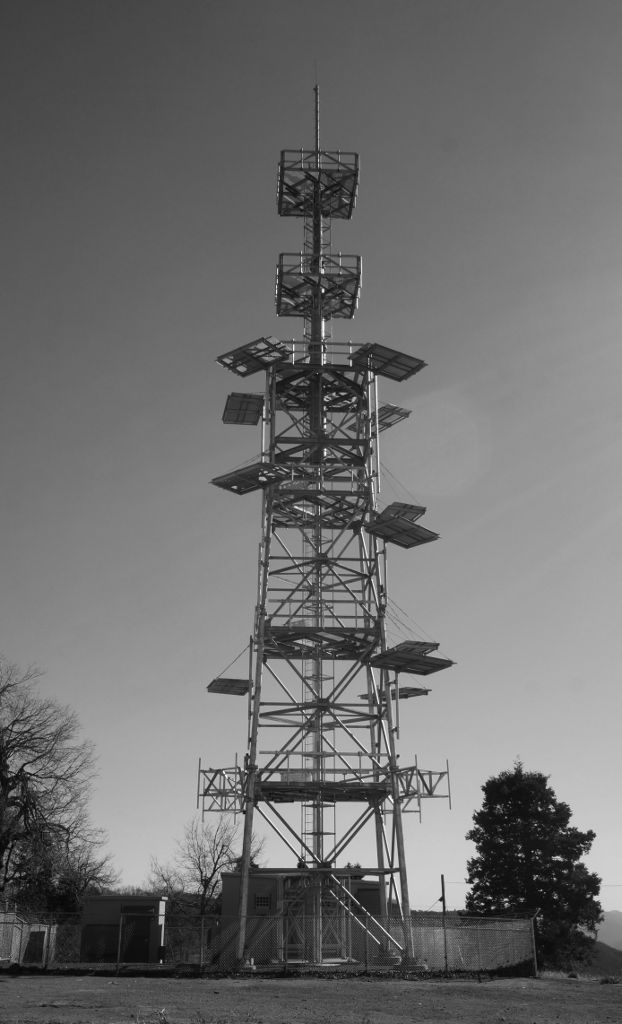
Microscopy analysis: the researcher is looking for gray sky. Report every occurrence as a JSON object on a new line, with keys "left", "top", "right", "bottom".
{"left": 3, "top": 0, "right": 622, "bottom": 911}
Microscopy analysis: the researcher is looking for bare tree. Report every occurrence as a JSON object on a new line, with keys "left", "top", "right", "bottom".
{"left": 0, "top": 656, "right": 116, "bottom": 908}
{"left": 149, "top": 817, "right": 263, "bottom": 915}
{"left": 16, "top": 829, "right": 118, "bottom": 913}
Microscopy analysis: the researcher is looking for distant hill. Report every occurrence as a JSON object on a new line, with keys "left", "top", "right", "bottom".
{"left": 597, "top": 910, "right": 622, "bottom": 951}
{"left": 585, "top": 940, "right": 622, "bottom": 977}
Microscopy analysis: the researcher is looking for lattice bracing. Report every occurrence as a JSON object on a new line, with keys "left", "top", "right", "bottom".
{"left": 276, "top": 253, "right": 362, "bottom": 319}
{"left": 198, "top": 103, "right": 452, "bottom": 966}
{"left": 278, "top": 150, "right": 359, "bottom": 220}
{"left": 199, "top": 760, "right": 449, "bottom": 818}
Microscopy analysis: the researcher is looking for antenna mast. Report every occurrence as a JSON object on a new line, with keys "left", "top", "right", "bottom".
{"left": 199, "top": 91, "right": 453, "bottom": 968}
{"left": 314, "top": 81, "right": 320, "bottom": 157}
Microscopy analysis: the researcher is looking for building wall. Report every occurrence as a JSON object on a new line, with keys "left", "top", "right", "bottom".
{"left": 80, "top": 895, "right": 167, "bottom": 963}
{"left": 218, "top": 871, "right": 384, "bottom": 964}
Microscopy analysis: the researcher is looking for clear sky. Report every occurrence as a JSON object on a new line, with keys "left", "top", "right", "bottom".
{"left": 3, "top": 0, "right": 622, "bottom": 913}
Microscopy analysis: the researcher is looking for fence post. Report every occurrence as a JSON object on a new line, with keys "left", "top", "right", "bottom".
{"left": 116, "top": 913, "right": 124, "bottom": 976}
{"left": 200, "top": 915, "right": 205, "bottom": 969}
{"left": 441, "top": 874, "right": 449, "bottom": 977}
{"left": 530, "top": 915, "right": 538, "bottom": 977}
{"left": 43, "top": 916, "right": 50, "bottom": 969}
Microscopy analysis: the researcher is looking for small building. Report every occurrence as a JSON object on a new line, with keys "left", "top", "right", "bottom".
{"left": 80, "top": 895, "right": 167, "bottom": 963}
{"left": 218, "top": 868, "right": 383, "bottom": 965}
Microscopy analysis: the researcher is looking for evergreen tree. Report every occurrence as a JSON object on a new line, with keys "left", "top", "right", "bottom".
{"left": 465, "top": 762, "right": 602, "bottom": 968}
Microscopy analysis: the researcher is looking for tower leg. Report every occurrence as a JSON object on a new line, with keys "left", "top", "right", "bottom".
{"left": 373, "top": 805, "right": 389, "bottom": 920}
{"left": 392, "top": 792, "right": 415, "bottom": 961}
{"left": 383, "top": 668, "right": 415, "bottom": 961}
{"left": 235, "top": 786, "right": 255, "bottom": 965}
{"left": 236, "top": 518, "right": 272, "bottom": 965}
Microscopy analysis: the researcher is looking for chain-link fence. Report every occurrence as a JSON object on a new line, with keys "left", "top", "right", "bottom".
{"left": 1, "top": 908, "right": 536, "bottom": 975}
{"left": 409, "top": 912, "right": 536, "bottom": 974}
{"left": 1, "top": 908, "right": 24, "bottom": 963}
{"left": 195, "top": 912, "right": 535, "bottom": 975}
{"left": 1, "top": 907, "right": 59, "bottom": 966}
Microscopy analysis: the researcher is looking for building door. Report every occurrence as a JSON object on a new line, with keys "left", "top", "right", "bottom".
{"left": 122, "top": 914, "right": 151, "bottom": 962}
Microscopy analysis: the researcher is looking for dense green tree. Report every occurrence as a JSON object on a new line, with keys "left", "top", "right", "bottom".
{"left": 14, "top": 826, "right": 117, "bottom": 913}
{"left": 465, "top": 762, "right": 602, "bottom": 968}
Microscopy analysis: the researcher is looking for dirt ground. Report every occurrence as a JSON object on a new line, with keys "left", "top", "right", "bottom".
{"left": 0, "top": 974, "right": 620, "bottom": 1024}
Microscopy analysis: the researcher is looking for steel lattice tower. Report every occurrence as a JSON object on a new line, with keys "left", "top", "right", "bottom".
{"left": 199, "top": 94, "right": 452, "bottom": 965}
